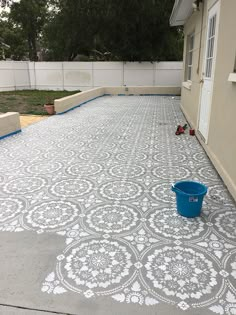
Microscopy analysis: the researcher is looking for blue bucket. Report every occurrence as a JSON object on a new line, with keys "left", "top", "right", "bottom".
{"left": 171, "top": 181, "right": 208, "bottom": 218}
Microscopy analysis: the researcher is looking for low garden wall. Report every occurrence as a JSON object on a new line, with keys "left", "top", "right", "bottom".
{"left": 54, "top": 87, "right": 105, "bottom": 114}
{"left": 0, "top": 112, "right": 21, "bottom": 139}
{"left": 54, "top": 86, "right": 181, "bottom": 114}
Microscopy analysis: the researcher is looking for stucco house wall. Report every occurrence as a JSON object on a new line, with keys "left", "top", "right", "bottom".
{"left": 206, "top": 0, "right": 236, "bottom": 200}
{"left": 176, "top": 0, "right": 236, "bottom": 200}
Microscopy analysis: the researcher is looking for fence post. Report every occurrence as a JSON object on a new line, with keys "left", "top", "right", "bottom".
{"left": 12, "top": 61, "right": 16, "bottom": 91}
{"left": 92, "top": 62, "right": 94, "bottom": 88}
{"left": 62, "top": 62, "right": 65, "bottom": 90}
{"left": 153, "top": 62, "right": 155, "bottom": 86}
{"left": 34, "top": 62, "right": 37, "bottom": 90}
{"left": 122, "top": 61, "right": 125, "bottom": 86}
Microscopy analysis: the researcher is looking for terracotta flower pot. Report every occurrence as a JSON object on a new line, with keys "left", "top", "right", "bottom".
{"left": 44, "top": 104, "right": 55, "bottom": 115}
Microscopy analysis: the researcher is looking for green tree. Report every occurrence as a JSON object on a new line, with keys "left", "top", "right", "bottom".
{"left": 0, "top": 11, "right": 28, "bottom": 60}
{"left": 9, "top": 0, "right": 47, "bottom": 61}
{"left": 1, "top": 0, "right": 183, "bottom": 61}
{"left": 0, "top": 0, "right": 12, "bottom": 8}
{"left": 44, "top": 0, "right": 99, "bottom": 61}
{"left": 44, "top": 0, "right": 183, "bottom": 61}
{"left": 100, "top": 0, "right": 183, "bottom": 61}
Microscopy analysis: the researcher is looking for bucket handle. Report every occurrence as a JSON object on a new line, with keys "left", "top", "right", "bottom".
{"left": 171, "top": 184, "right": 188, "bottom": 195}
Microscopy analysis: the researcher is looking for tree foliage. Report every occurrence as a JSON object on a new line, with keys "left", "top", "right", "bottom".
{"left": 0, "top": 0, "right": 12, "bottom": 8}
{"left": 9, "top": 0, "right": 47, "bottom": 60}
{"left": 0, "top": 0, "right": 183, "bottom": 61}
{"left": 0, "top": 11, "right": 28, "bottom": 60}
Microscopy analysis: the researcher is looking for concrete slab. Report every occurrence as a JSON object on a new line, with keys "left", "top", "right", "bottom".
{"left": 0, "top": 306, "right": 65, "bottom": 315}
{"left": 0, "top": 96, "right": 235, "bottom": 315}
{"left": 20, "top": 115, "right": 47, "bottom": 128}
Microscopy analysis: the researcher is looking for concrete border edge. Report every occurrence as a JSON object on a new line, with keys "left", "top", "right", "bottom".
{"left": 0, "top": 129, "right": 22, "bottom": 141}
{"left": 54, "top": 86, "right": 181, "bottom": 114}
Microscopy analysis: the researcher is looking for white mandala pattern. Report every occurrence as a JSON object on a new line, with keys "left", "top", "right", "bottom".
{"left": 144, "top": 246, "right": 218, "bottom": 302}
{"left": 147, "top": 208, "right": 205, "bottom": 240}
{"left": 115, "top": 152, "right": 148, "bottom": 163}
{"left": 124, "top": 228, "right": 159, "bottom": 252}
{"left": 198, "top": 166, "right": 220, "bottom": 182}
{"left": 50, "top": 179, "right": 93, "bottom": 198}
{"left": 0, "top": 159, "right": 24, "bottom": 173}
{"left": 192, "top": 152, "right": 209, "bottom": 163}
{"left": 109, "top": 165, "right": 146, "bottom": 179}
{"left": 214, "top": 211, "right": 236, "bottom": 239}
{"left": 208, "top": 185, "right": 234, "bottom": 205}
{"left": 61, "top": 239, "right": 133, "bottom": 291}
{"left": 228, "top": 252, "right": 236, "bottom": 286}
{"left": 99, "top": 181, "right": 143, "bottom": 201}
{"left": 3, "top": 177, "right": 46, "bottom": 195}
{"left": 0, "top": 95, "right": 236, "bottom": 314}
{"left": 197, "top": 233, "right": 235, "bottom": 260}
{"left": 66, "top": 163, "right": 102, "bottom": 176}
{"left": 112, "top": 281, "right": 159, "bottom": 306}
{"left": 209, "top": 290, "right": 236, "bottom": 315}
{"left": 150, "top": 183, "right": 176, "bottom": 203}
{"left": 0, "top": 174, "right": 4, "bottom": 184}
{"left": 84, "top": 205, "right": 140, "bottom": 234}
{"left": 26, "top": 162, "right": 62, "bottom": 174}
{"left": 0, "top": 197, "right": 25, "bottom": 224}
{"left": 152, "top": 166, "right": 190, "bottom": 180}
{"left": 153, "top": 152, "right": 186, "bottom": 163}
{"left": 79, "top": 152, "right": 110, "bottom": 161}
{"left": 24, "top": 201, "right": 81, "bottom": 231}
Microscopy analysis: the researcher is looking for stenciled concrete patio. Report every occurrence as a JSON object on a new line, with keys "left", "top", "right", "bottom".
{"left": 0, "top": 95, "right": 236, "bottom": 315}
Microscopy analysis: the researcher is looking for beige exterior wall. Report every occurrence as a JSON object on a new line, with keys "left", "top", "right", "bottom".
{"left": 181, "top": 0, "right": 236, "bottom": 201}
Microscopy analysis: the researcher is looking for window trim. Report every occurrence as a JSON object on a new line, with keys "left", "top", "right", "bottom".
{"left": 228, "top": 73, "right": 236, "bottom": 82}
{"left": 228, "top": 53, "right": 236, "bottom": 82}
{"left": 186, "top": 32, "right": 195, "bottom": 82}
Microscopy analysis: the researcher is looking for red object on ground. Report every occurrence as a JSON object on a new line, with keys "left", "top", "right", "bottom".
{"left": 189, "top": 129, "right": 195, "bottom": 136}
{"left": 178, "top": 126, "right": 185, "bottom": 133}
{"left": 175, "top": 125, "right": 185, "bottom": 135}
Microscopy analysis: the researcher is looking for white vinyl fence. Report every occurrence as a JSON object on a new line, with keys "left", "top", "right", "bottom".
{"left": 0, "top": 61, "right": 183, "bottom": 91}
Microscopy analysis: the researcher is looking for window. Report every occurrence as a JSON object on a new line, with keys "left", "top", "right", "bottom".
{"left": 186, "top": 33, "right": 195, "bottom": 81}
{"left": 205, "top": 14, "right": 216, "bottom": 78}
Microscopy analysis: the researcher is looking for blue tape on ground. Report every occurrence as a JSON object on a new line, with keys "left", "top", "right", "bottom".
{"left": 56, "top": 94, "right": 180, "bottom": 115}
{"left": 56, "top": 95, "right": 104, "bottom": 115}
{"left": 0, "top": 129, "right": 22, "bottom": 141}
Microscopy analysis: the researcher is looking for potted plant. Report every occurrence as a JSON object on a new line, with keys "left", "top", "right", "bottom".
{"left": 44, "top": 96, "right": 55, "bottom": 115}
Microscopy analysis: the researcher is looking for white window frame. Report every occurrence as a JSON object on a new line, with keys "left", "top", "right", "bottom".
{"left": 228, "top": 54, "right": 236, "bottom": 82}
{"left": 205, "top": 14, "right": 216, "bottom": 78}
{"left": 186, "top": 32, "right": 195, "bottom": 81}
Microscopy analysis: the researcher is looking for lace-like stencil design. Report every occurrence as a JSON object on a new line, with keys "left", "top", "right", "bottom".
{"left": 0, "top": 95, "right": 236, "bottom": 314}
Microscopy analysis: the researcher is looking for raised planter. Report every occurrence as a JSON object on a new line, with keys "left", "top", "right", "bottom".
{"left": 54, "top": 86, "right": 181, "bottom": 114}
{"left": 0, "top": 112, "right": 21, "bottom": 140}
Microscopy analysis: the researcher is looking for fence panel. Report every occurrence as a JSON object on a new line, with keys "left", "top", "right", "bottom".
{"left": 0, "top": 61, "right": 183, "bottom": 91}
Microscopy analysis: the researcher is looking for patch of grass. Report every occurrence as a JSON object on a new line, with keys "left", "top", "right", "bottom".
{"left": 6, "top": 97, "right": 17, "bottom": 101}
{"left": 0, "top": 90, "right": 81, "bottom": 115}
